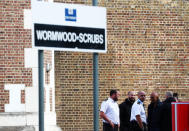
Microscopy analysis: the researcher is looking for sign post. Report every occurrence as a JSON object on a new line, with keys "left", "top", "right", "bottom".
{"left": 38, "top": 50, "right": 44, "bottom": 131}
{"left": 32, "top": 1, "right": 106, "bottom": 131}
{"left": 93, "top": 52, "right": 99, "bottom": 131}
{"left": 92, "top": 0, "right": 99, "bottom": 131}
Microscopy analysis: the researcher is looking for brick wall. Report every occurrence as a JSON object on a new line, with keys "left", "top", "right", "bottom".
{"left": 55, "top": 0, "right": 189, "bottom": 130}
{"left": 0, "top": 0, "right": 53, "bottom": 112}
{"left": 0, "top": 0, "right": 32, "bottom": 112}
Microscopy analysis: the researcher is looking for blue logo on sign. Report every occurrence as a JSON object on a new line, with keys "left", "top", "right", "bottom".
{"left": 65, "top": 8, "right": 77, "bottom": 22}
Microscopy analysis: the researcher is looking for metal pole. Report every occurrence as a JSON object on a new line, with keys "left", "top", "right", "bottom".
{"left": 93, "top": 52, "right": 99, "bottom": 131}
{"left": 38, "top": 50, "right": 44, "bottom": 131}
{"left": 93, "top": 0, "right": 98, "bottom": 6}
{"left": 92, "top": 0, "right": 99, "bottom": 130}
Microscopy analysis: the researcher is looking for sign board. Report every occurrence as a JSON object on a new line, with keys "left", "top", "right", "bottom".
{"left": 32, "top": 1, "right": 107, "bottom": 53}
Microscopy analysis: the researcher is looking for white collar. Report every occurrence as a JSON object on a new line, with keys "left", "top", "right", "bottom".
{"left": 137, "top": 99, "right": 143, "bottom": 104}
{"left": 109, "top": 97, "right": 115, "bottom": 103}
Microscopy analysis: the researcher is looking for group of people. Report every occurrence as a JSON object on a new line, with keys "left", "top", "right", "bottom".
{"left": 100, "top": 90, "right": 177, "bottom": 131}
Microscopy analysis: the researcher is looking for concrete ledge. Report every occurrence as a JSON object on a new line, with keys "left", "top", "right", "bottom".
{"left": 45, "top": 126, "right": 62, "bottom": 131}
{"left": 0, "top": 113, "right": 62, "bottom": 131}
{"left": 0, "top": 126, "right": 35, "bottom": 131}
{"left": 0, "top": 113, "right": 37, "bottom": 126}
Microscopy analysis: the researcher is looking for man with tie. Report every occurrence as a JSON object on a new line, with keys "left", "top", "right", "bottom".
{"left": 130, "top": 91, "right": 147, "bottom": 131}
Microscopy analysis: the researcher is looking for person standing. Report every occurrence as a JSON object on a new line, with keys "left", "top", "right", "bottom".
{"left": 130, "top": 91, "right": 147, "bottom": 131}
{"left": 160, "top": 91, "right": 176, "bottom": 131}
{"left": 147, "top": 92, "right": 162, "bottom": 131}
{"left": 173, "top": 93, "right": 179, "bottom": 102}
{"left": 119, "top": 91, "right": 135, "bottom": 131}
{"left": 100, "top": 90, "right": 120, "bottom": 131}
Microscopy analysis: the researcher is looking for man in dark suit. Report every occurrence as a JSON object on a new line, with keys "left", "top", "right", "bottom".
{"left": 160, "top": 91, "right": 176, "bottom": 131}
{"left": 147, "top": 92, "right": 162, "bottom": 131}
{"left": 119, "top": 91, "right": 135, "bottom": 131}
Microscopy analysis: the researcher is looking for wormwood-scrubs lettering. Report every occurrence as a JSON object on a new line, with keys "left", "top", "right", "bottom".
{"left": 36, "top": 30, "right": 104, "bottom": 44}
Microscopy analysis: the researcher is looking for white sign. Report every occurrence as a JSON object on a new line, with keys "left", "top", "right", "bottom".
{"left": 32, "top": 1, "right": 107, "bottom": 53}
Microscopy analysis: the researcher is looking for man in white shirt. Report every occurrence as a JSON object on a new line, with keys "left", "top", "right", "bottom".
{"left": 100, "top": 90, "right": 120, "bottom": 131}
{"left": 130, "top": 91, "right": 147, "bottom": 131}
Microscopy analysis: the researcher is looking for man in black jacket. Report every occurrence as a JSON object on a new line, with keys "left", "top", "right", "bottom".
{"left": 119, "top": 91, "right": 135, "bottom": 131}
{"left": 147, "top": 92, "right": 162, "bottom": 131}
{"left": 160, "top": 91, "right": 176, "bottom": 131}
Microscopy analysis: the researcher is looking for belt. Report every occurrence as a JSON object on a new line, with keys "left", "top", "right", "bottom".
{"left": 103, "top": 122, "right": 118, "bottom": 126}
{"left": 131, "top": 120, "right": 146, "bottom": 125}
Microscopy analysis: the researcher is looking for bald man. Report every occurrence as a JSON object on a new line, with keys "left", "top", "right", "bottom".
{"left": 147, "top": 92, "right": 162, "bottom": 131}
{"left": 130, "top": 91, "right": 147, "bottom": 131}
{"left": 119, "top": 91, "right": 135, "bottom": 131}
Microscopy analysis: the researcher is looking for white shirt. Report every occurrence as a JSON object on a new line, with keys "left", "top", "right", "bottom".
{"left": 100, "top": 98, "right": 120, "bottom": 124}
{"left": 130, "top": 99, "right": 147, "bottom": 123}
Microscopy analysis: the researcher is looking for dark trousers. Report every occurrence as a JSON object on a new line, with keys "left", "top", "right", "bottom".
{"left": 120, "top": 126, "right": 130, "bottom": 131}
{"left": 103, "top": 123, "right": 118, "bottom": 131}
{"left": 149, "top": 128, "right": 160, "bottom": 131}
{"left": 130, "top": 121, "right": 147, "bottom": 131}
